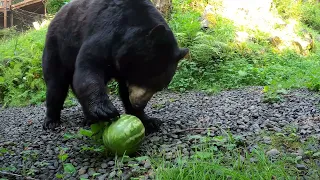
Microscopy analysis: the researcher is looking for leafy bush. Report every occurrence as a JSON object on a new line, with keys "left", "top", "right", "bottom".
{"left": 272, "top": 0, "right": 320, "bottom": 31}
{"left": 300, "top": 1, "right": 320, "bottom": 31}
{"left": 45, "top": 0, "right": 70, "bottom": 14}
{"left": 0, "top": 27, "right": 18, "bottom": 40}
{"left": 272, "top": 0, "right": 303, "bottom": 19}
{"left": 0, "top": 28, "right": 47, "bottom": 106}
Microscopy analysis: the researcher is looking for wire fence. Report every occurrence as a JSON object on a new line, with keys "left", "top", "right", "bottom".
{"left": 1, "top": 2, "right": 46, "bottom": 31}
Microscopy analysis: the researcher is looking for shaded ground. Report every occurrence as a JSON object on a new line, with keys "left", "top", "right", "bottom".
{"left": 0, "top": 86, "right": 320, "bottom": 179}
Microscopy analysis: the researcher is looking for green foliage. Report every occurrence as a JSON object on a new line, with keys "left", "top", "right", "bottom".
{"left": 45, "top": 0, "right": 71, "bottom": 14}
{"left": 272, "top": 0, "right": 303, "bottom": 19}
{"left": 0, "top": 27, "right": 47, "bottom": 106}
{"left": 153, "top": 130, "right": 320, "bottom": 179}
{"left": 272, "top": 0, "right": 320, "bottom": 31}
{"left": 56, "top": 147, "right": 77, "bottom": 179}
{"left": 168, "top": 3, "right": 201, "bottom": 47}
{"left": 300, "top": 1, "right": 320, "bottom": 31}
{"left": 166, "top": 0, "right": 320, "bottom": 99}
{"left": 0, "top": 27, "right": 18, "bottom": 40}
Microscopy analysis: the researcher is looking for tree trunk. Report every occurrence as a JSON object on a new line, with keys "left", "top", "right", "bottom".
{"left": 152, "top": 0, "right": 172, "bottom": 19}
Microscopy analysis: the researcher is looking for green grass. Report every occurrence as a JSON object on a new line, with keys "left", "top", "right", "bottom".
{"left": 62, "top": 122, "right": 320, "bottom": 180}
{"left": 0, "top": 27, "right": 47, "bottom": 106}
{"left": 151, "top": 130, "right": 320, "bottom": 180}
{"left": 0, "top": 25, "right": 78, "bottom": 107}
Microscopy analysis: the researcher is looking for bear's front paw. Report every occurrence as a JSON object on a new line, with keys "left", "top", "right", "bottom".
{"left": 141, "top": 116, "right": 163, "bottom": 134}
{"left": 86, "top": 99, "right": 120, "bottom": 122}
{"left": 43, "top": 117, "right": 61, "bottom": 130}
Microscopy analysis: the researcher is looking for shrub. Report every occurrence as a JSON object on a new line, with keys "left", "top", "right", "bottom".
{"left": 272, "top": 0, "right": 303, "bottom": 19}
{"left": 300, "top": 1, "right": 320, "bottom": 31}
{"left": 45, "top": 0, "right": 70, "bottom": 14}
{"left": 0, "top": 28, "right": 47, "bottom": 106}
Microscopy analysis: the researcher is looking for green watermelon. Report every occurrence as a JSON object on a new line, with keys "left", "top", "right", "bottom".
{"left": 102, "top": 114, "right": 145, "bottom": 156}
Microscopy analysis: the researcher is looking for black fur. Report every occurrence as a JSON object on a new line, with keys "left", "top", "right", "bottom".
{"left": 41, "top": 0, "right": 189, "bottom": 134}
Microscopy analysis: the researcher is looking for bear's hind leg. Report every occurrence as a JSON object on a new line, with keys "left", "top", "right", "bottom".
{"left": 42, "top": 47, "right": 70, "bottom": 130}
{"left": 43, "top": 79, "right": 70, "bottom": 130}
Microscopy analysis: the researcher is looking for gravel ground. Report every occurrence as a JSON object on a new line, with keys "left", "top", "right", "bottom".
{"left": 1, "top": 86, "right": 320, "bottom": 179}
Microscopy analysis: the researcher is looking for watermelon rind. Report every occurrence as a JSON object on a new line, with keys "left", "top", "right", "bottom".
{"left": 102, "top": 114, "right": 145, "bottom": 156}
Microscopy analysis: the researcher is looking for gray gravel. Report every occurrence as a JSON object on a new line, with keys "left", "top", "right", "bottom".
{"left": 1, "top": 86, "right": 320, "bottom": 179}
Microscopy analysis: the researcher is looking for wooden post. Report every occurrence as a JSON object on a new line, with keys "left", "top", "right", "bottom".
{"left": 10, "top": 11, "right": 13, "bottom": 27}
{"left": 44, "top": 4, "right": 46, "bottom": 16}
{"left": 4, "top": 0, "right": 7, "bottom": 28}
{"left": 9, "top": 0, "right": 13, "bottom": 27}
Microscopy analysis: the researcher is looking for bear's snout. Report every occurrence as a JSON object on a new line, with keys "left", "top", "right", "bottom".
{"left": 128, "top": 85, "right": 154, "bottom": 109}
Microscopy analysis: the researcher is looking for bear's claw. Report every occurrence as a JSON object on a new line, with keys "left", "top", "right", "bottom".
{"left": 85, "top": 99, "right": 120, "bottom": 123}
{"left": 43, "top": 117, "right": 61, "bottom": 130}
{"left": 141, "top": 116, "right": 162, "bottom": 135}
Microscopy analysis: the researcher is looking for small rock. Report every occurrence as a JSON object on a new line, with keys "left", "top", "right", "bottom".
{"left": 274, "top": 113, "right": 281, "bottom": 118}
{"left": 166, "top": 152, "right": 173, "bottom": 160}
{"left": 121, "top": 172, "right": 133, "bottom": 180}
{"left": 98, "top": 174, "right": 108, "bottom": 180}
{"left": 78, "top": 167, "right": 88, "bottom": 175}
{"left": 64, "top": 174, "right": 71, "bottom": 179}
{"left": 109, "top": 171, "right": 116, "bottom": 178}
{"left": 170, "top": 134, "right": 178, "bottom": 139}
{"left": 101, "top": 163, "right": 108, "bottom": 169}
{"left": 80, "top": 174, "right": 89, "bottom": 179}
{"left": 265, "top": 123, "right": 274, "bottom": 128}
{"left": 108, "top": 161, "right": 115, "bottom": 166}
{"left": 150, "top": 136, "right": 161, "bottom": 142}
{"left": 296, "top": 164, "right": 307, "bottom": 170}
{"left": 48, "top": 166, "right": 55, "bottom": 170}
{"left": 47, "top": 150, "right": 54, "bottom": 156}
{"left": 251, "top": 123, "right": 261, "bottom": 132}
{"left": 38, "top": 174, "right": 47, "bottom": 179}
{"left": 144, "top": 161, "right": 151, "bottom": 169}
{"left": 263, "top": 136, "right": 271, "bottom": 144}
{"left": 176, "top": 140, "right": 183, "bottom": 145}
{"left": 98, "top": 169, "right": 107, "bottom": 174}
{"left": 250, "top": 158, "right": 257, "bottom": 163}
{"left": 297, "top": 149, "right": 304, "bottom": 156}
{"left": 83, "top": 162, "right": 90, "bottom": 166}
{"left": 273, "top": 126, "right": 282, "bottom": 132}
{"left": 300, "top": 129, "right": 307, "bottom": 135}
{"left": 88, "top": 168, "right": 95, "bottom": 176}
{"left": 266, "top": 149, "right": 280, "bottom": 157}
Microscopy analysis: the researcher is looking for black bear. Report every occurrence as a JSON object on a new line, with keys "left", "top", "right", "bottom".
{"left": 41, "top": 0, "right": 189, "bottom": 134}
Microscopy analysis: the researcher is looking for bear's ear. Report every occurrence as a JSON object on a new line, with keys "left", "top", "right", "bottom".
{"left": 147, "top": 24, "right": 167, "bottom": 40}
{"left": 177, "top": 48, "right": 189, "bottom": 61}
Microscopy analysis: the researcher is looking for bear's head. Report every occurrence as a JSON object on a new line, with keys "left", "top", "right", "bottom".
{"left": 116, "top": 24, "right": 189, "bottom": 110}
